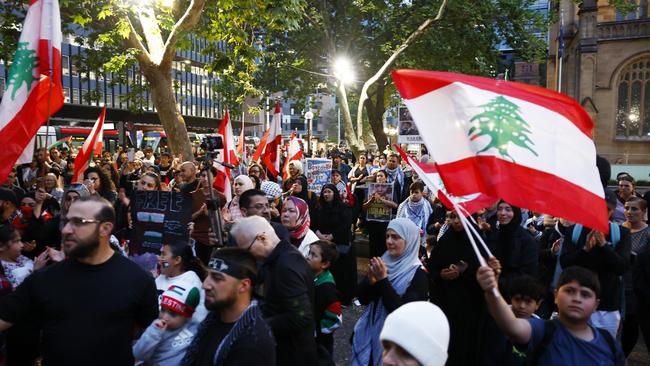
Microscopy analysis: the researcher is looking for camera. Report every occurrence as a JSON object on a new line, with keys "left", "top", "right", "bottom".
{"left": 200, "top": 135, "right": 224, "bottom": 152}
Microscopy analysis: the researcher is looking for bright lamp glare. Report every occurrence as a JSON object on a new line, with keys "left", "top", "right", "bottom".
{"left": 160, "top": 0, "right": 174, "bottom": 8}
{"left": 333, "top": 57, "right": 355, "bottom": 85}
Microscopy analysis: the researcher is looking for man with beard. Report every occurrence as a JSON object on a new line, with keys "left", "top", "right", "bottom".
{"left": 0, "top": 196, "right": 158, "bottom": 365}
{"left": 181, "top": 247, "right": 275, "bottom": 366}
{"left": 231, "top": 216, "right": 318, "bottom": 365}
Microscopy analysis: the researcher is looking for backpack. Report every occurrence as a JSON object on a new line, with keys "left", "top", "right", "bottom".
{"left": 527, "top": 319, "right": 617, "bottom": 366}
{"left": 570, "top": 223, "right": 620, "bottom": 248}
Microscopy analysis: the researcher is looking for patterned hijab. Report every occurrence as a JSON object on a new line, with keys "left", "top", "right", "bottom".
{"left": 283, "top": 196, "right": 311, "bottom": 246}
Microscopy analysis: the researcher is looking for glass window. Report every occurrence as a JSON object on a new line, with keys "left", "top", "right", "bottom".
{"left": 616, "top": 56, "right": 650, "bottom": 139}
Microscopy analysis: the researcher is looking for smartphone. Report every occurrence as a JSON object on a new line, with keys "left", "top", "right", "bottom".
{"left": 127, "top": 148, "right": 135, "bottom": 162}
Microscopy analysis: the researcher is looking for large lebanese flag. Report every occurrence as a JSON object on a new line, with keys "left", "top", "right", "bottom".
{"left": 262, "top": 103, "right": 282, "bottom": 178}
{"left": 72, "top": 107, "right": 105, "bottom": 183}
{"left": 213, "top": 110, "right": 238, "bottom": 201}
{"left": 282, "top": 132, "right": 303, "bottom": 180}
{"left": 392, "top": 70, "right": 608, "bottom": 232}
{"left": 251, "top": 102, "right": 282, "bottom": 163}
{"left": 0, "top": 0, "right": 64, "bottom": 183}
{"left": 394, "top": 144, "right": 496, "bottom": 213}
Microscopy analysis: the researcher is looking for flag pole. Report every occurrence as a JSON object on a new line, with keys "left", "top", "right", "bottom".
{"left": 45, "top": 65, "right": 54, "bottom": 151}
{"left": 557, "top": 10, "right": 564, "bottom": 93}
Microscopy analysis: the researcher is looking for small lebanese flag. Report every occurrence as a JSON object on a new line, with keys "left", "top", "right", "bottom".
{"left": 394, "top": 144, "right": 496, "bottom": 213}
{"left": 392, "top": 70, "right": 608, "bottom": 232}
{"left": 262, "top": 102, "right": 282, "bottom": 178}
{"left": 0, "top": 0, "right": 64, "bottom": 183}
{"left": 282, "top": 132, "right": 303, "bottom": 180}
{"left": 251, "top": 101, "right": 282, "bottom": 163}
{"left": 72, "top": 107, "right": 105, "bottom": 183}
{"left": 213, "top": 110, "right": 238, "bottom": 201}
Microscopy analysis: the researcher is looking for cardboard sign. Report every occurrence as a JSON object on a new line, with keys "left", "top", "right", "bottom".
{"left": 305, "top": 158, "right": 332, "bottom": 193}
{"left": 131, "top": 191, "right": 192, "bottom": 255}
{"left": 397, "top": 105, "right": 423, "bottom": 144}
{"left": 366, "top": 183, "right": 394, "bottom": 222}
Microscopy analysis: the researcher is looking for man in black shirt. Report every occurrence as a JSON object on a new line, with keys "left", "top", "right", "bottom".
{"left": 0, "top": 187, "right": 18, "bottom": 225}
{"left": 0, "top": 196, "right": 158, "bottom": 366}
{"left": 180, "top": 161, "right": 199, "bottom": 194}
{"left": 231, "top": 216, "right": 318, "bottom": 365}
{"left": 182, "top": 247, "right": 275, "bottom": 366}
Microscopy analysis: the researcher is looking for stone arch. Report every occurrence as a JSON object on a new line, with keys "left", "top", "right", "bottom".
{"left": 612, "top": 54, "right": 650, "bottom": 139}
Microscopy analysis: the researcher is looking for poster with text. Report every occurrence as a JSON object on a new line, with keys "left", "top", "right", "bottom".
{"left": 131, "top": 191, "right": 192, "bottom": 255}
{"left": 366, "top": 183, "right": 394, "bottom": 222}
{"left": 305, "top": 158, "right": 333, "bottom": 193}
{"left": 397, "top": 105, "right": 423, "bottom": 144}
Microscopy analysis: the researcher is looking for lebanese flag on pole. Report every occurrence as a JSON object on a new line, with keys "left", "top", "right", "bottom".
{"left": 0, "top": 0, "right": 64, "bottom": 183}
{"left": 251, "top": 102, "right": 282, "bottom": 163}
{"left": 392, "top": 70, "right": 608, "bottom": 232}
{"left": 394, "top": 144, "right": 496, "bottom": 213}
{"left": 72, "top": 107, "right": 106, "bottom": 183}
{"left": 213, "top": 110, "right": 238, "bottom": 201}
{"left": 282, "top": 132, "right": 304, "bottom": 180}
{"left": 262, "top": 103, "right": 282, "bottom": 178}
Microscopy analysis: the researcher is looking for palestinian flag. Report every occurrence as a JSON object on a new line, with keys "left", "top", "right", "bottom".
{"left": 394, "top": 144, "right": 496, "bottom": 213}
{"left": 72, "top": 107, "right": 105, "bottom": 183}
{"left": 47, "top": 135, "right": 71, "bottom": 150}
{"left": 392, "top": 70, "right": 608, "bottom": 232}
{"left": 0, "top": 0, "right": 64, "bottom": 183}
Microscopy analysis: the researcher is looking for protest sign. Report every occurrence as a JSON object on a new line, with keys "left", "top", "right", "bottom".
{"left": 397, "top": 105, "right": 423, "bottom": 144}
{"left": 366, "top": 183, "right": 394, "bottom": 222}
{"left": 131, "top": 191, "right": 192, "bottom": 254}
{"left": 305, "top": 158, "right": 332, "bottom": 193}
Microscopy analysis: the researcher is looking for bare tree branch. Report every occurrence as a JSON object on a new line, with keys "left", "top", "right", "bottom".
{"left": 162, "top": 0, "right": 207, "bottom": 63}
{"left": 124, "top": 16, "right": 153, "bottom": 68}
{"left": 355, "top": 0, "right": 448, "bottom": 135}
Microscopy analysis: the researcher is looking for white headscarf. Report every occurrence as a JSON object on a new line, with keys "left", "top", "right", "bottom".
{"left": 233, "top": 175, "right": 254, "bottom": 195}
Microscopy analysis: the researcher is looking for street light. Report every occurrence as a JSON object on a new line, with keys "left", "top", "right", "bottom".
{"left": 305, "top": 110, "right": 314, "bottom": 156}
{"left": 333, "top": 57, "right": 356, "bottom": 85}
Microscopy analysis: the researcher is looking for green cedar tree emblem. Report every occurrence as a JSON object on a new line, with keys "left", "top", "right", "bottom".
{"left": 7, "top": 42, "right": 39, "bottom": 100}
{"left": 468, "top": 95, "right": 538, "bottom": 162}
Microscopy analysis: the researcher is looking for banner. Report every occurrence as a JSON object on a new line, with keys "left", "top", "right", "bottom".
{"left": 397, "top": 105, "right": 423, "bottom": 144}
{"left": 305, "top": 158, "right": 332, "bottom": 193}
{"left": 366, "top": 183, "right": 394, "bottom": 222}
{"left": 130, "top": 191, "right": 192, "bottom": 255}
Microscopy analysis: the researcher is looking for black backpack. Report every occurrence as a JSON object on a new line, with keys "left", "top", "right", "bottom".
{"left": 527, "top": 319, "right": 617, "bottom": 366}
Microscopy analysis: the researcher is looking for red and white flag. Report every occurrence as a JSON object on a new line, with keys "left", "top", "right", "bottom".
{"left": 394, "top": 145, "right": 496, "bottom": 214}
{"left": 213, "top": 110, "right": 238, "bottom": 201}
{"left": 0, "top": 0, "right": 64, "bottom": 183}
{"left": 392, "top": 70, "right": 608, "bottom": 232}
{"left": 262, "top": 102, "right": 282, "bottom": 178}
{"left": 72, "top": 107, "right": 106, "bottom": 183}
{"left": 282, "top": 132, "right": 303, "bottom": 180}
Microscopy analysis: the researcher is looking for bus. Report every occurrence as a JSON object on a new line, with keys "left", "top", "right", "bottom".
{"left": 36, "top": 126, "right": 120, "bottom": 153}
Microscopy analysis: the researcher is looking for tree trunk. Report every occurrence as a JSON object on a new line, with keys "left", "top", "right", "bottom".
{"left": 336, "top": 81, "right": 363, "bottom": 152}
{"left": 365, "top": 83, "right": 388, "bottom": 149}
{"left": 144, "top": 68, "right": 194, "bottom": 160}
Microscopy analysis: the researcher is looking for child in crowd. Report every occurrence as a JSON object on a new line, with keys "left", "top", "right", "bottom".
{"left": 396, "top": 181, "right": 432, "bottom": 246}
{"left": 483, "top": 275, "right": 545, "bottom": 365}
{"left": 477, "top": 265, "right": 625, "bottom": 366}
{"left": 307, "top": 240, "right": 342, "bottom": 357}
{"left": 133, "top": 283, "right": 201, "bottom": 366}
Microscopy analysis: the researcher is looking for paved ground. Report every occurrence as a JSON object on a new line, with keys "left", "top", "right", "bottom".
{"left": 333, "top": 241, "right": 650, "bottom": 365}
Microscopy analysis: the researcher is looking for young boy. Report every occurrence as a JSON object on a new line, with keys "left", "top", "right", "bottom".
{"left": 133, "top": 282, "right": 201, "bottom": 365}
{"left": 306, "top": 240, "right": 342, "bottom": 357}
{"left": 396, "top": 181, "right": 432, "bottom": 245}
{"left": 483, "top": 275, "right": 545, "bottom": 365}
{"left": 477, "top": 265, "right": 625, "bottom": 366}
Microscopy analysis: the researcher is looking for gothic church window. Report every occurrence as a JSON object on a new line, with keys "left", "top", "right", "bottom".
{"left": 616, "top": 56, "right": 650, "bottom": 139}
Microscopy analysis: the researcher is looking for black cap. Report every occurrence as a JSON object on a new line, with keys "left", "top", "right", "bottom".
{"left": 0, "top": 188, "right": 18, "bottom": 206}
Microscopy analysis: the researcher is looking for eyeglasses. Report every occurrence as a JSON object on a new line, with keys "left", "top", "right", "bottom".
{"left": 62, "top": 217, "right": 102, "bottom": 227}
{"left": 248, "top": 203, "right": 270, "bottom": 210}
{"left": 246, "top": 234, "right": 261, "bottom": 251}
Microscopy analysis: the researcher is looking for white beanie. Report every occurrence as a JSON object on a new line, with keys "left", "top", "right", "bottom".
{"left": 380, "top": 301, "right": 450, "bottom": 366}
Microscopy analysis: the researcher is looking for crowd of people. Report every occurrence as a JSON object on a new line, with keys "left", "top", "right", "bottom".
{"left": 0, "top": 141, "right": 648, "bottom": 366}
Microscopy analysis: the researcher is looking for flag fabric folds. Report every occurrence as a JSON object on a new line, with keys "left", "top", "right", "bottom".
{"left": 262, "top": 102, "right": 282, "bottom": 178}
{"left": 0, "top": 0, "right": 64, "bottom": 183}
{"left": 392, "top": 69, "right": 608, "bottom": 232}
{"left": 213, "top": 110, "right": 238, "bottom": 201}
{"left": 72, "top": 107, "right": 106, "bottom": 183}
{"left": 282, "top": 132, "right": 303, "bottom": 180}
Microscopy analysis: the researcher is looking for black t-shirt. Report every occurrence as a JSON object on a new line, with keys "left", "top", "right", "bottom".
{"left": 196, "top": 321, "right": 234, "bottom": 366}
{"left": 0, "top": 253, "right": 158, "bottom": 366}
